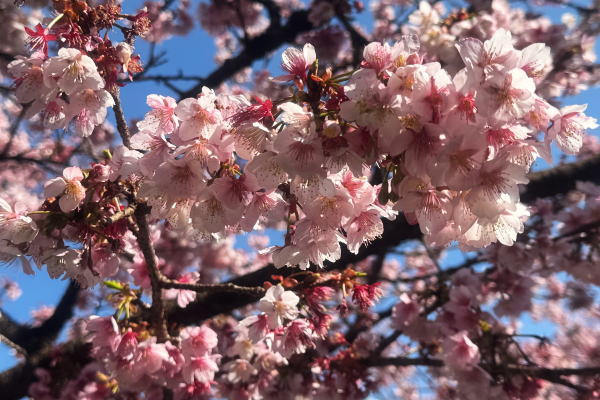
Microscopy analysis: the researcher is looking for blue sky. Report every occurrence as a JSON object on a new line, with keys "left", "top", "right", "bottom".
{"left": 1, "top": 0, "right": 598, "bottom": 372}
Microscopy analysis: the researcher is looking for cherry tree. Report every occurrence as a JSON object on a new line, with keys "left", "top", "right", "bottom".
{"left": 1, "top": 0, "right": 600, "bottom": 398}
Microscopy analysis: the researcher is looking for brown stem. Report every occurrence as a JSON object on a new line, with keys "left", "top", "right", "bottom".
{"left": 160, "top": 279, "right": 265, "bottom": 296}
{"left": 178, "top": 10, "right": 314, "bottom": 98}
{"left": 109, "top": 86, "right": 132, "bottom": 149}
{"left": 132, "top": 204, "right": 169, "bottom": 342}
{"left": 0, "top": 104, "right": 29, "bottom": 157}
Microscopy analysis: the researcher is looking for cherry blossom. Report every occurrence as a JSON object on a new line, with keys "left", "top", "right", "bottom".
{"left": 43, "top": 48, "right": 104, "bottom": 95}
{"left": 174, "top": 88, "right": 222, "bottom": 141}
{"left": 1, "top": 1, "right": 600, "bottom": 399}
{"left": 275, "top": 43, "right": 316, "bottom": 83}
{"left": 547, "top": 104, "right": 599, "bottom": 154}
{"left": 0, "top": 199, "right": 38, "bottom": 244}
{"left": 442, "top": 331, "right": 481, "bottom": 371}
{"left": 258, "top": 285, "right": 300, "bottom": 329}
{"left": 137, "top": 94, "right": 179, "bottom": 135}
{"left": 44, "top": 167, "right": 86, "bottom": 213}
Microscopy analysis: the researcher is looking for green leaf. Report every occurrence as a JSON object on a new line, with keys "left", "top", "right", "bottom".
{"left": 104, "top": 280, "right": 124, "bottom": 291}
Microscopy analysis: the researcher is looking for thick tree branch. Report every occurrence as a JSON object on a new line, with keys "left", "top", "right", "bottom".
{"left": 18, "top": 280, "right": 80, "bottom": 354}
{"left": 254, "top": 0, "right": 281, "bottom": 28}
{"left": 522, "top": 155, "right": 600, "bottom": 202}
{"left": 0, "top": 154, "right": 67, "bottom": 174}
{"left": 366, "top": 356, "right": 444, "bottom": 368}
{"left": 366, "top": 357, "right": 600, "bottom": 393}
{"left": 0, "top": 333, "right": 27, "bottom": 357}
{"left": 0, "top": 280, "right": 80, "bottom": 399}
{"left": 132, "top": 73, "right": 204, "bottom": 82}
{"left": 0, "top": 309, "right": 22, "bottom": 347}
{"left": 0, "top": 342, "right": 91, "bottom": 400}
{"left": 178, "top": 10, "right": 314, "bottom": 98}
{"left": 0, "top": 105, "right": 29, "bottom": 157}
{"left": 0, "top": 281, "right": 79, "bottom": 358}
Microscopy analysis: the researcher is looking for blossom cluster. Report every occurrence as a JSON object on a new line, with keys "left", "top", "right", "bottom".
{"left": 2, "top": 6, "right": 598, "bottom": 282}
{"left": 1, "top": 0, "right": 600, "bottom": 399}
{"left": 9, "top": 47, "right": 115, "bottom": 137}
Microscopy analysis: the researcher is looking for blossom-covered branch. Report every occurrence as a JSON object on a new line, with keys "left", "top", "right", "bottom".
{"left": 1, "top": 0, "right": 600, "bottom": 399}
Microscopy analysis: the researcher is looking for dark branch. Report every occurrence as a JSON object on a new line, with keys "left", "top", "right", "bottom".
{"left": 366, "top": 356, "right": 444, "bottom": 368}
{"left": 109, "top": 86, "right": 132, "bottom": 148}
{"left": 0, "top": 105, "right": 29, "bottom": 157}
{"left": 178, "top": 10, "right": 314, "bottom": 98}
{"left": 522, "top": 155, "right": 600, "bottom": 202}
{"left": 18, "top": 280, "right": 80, "bottom": 354}
{"left": 133, "top": 204, "right": 169, "bottom": 341}
{"left": 0, "top": 342, "right": 91, "bottom": 400}
{"left": 336, "top": 11, "right": 369, "bottom": 66}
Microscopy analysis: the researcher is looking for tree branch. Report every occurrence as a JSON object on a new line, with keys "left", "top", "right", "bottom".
{"left": 522, "top": 155, "right": 600, "bottom": 202}
{"left": 0, "top": 105, "right": 29, "bottom": 157}
{"left": 160, "top": 279, "right": 265, "bottom": 296}
{"left": 0, "top": 342, "right": 91, "bottom": 400}
{"left": 178, "top": 10, "right": 314, "bottom": 98}
{"left": 336, "top": 11, "right": 369, "bottom": 66}
{"left": 109, "top": 86, "right": 132, "bottom": 149}
{"left": 366, "top": 357, "right": 600, "bottom": 393}
{"left": 365, "top": 356, "right": 444, "bottom": 367}
{"left": 0, "top": 154, "right": 67, "bottom": 174}
{"left": 132, "top": 204, "right": 169, "bottom": 341}
{"left": 19, "top": 280, "right": 80, "bottom": 354}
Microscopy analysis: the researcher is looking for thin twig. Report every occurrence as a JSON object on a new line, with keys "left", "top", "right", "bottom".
{"left": 109, "top": 86, "right": 132, "bottom": 149}
{"left": 160, "top": 279, "right": 265, "bottom": 296}
{"left": 1, "top": 105, "right": 29, "bottom": 157}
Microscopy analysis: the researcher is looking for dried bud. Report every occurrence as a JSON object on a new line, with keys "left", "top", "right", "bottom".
{"left": 131, "top": 10, "right": 151, "bottom": 37}
{"left": 115, "top": 42, "right": 133, "bottom": 72}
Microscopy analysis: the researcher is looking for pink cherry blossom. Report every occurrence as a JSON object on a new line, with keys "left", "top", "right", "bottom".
{"left": 90, "top": 244, "right": 120, "bottom": 278}
{"left": 547, "top": 104, "right": 599, "bottom": 154}
{"left": 258, "top": 285, "right": 300, "bottom": 329}
{"left": 44, "top": 166, "right": 86, "bottom": 213}
{"left": 392, "top": 293, "right": 421, "bottom": 328}
{"left": 67, "top": 89, "right": 114, "bottom": 137}
{"left": 182, "top": 354, "right": 221, "bottom": 384}
{"left": 274, "top": 43, "right": 316, "bottom": 82}
{"left": 0, "top": 199, "right": 38, "bottom": 244}
{"left": 85, "top": 316, "right": 120, "bottom": 352}
{"left": 275, "top": 319, "right": 316, "bottom": 357}
{"left": 180, "top": 325, "right": 218, "bottom": 356}
{"left": 442, "top": 331, "right": 481, "bottom": 371}
{"left": 352, "top": 282, "right": 383, "bottom": 311}
{"left": 42, "top": 48, "right": 104, "bottom": 95}
{"left": 165, "top": 272, "right": 199, "bottom": 308}
{"left": 137, "top": 94, "right": 179, "bottom": 135}
{"left": 174, "top": 88, "right": 221, "bottom": 141}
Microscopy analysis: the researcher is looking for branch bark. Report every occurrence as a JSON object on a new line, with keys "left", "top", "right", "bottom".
{"left": 0, "top": 281, "right": 81, "bottom": 399}
{"left": 133, "top": 204, "right": 169, "bottom": 342}
{"left": 365, "top": 357, "right": 600, "bottom": 393}
{"left": 17, "top": 280, "right": 80, "bottom": 355}
{"left": 109, "top": 86, "right": 132, "bottom": 149}
{"left": 178, "top": 10, "right": 314, "bottom": 98}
